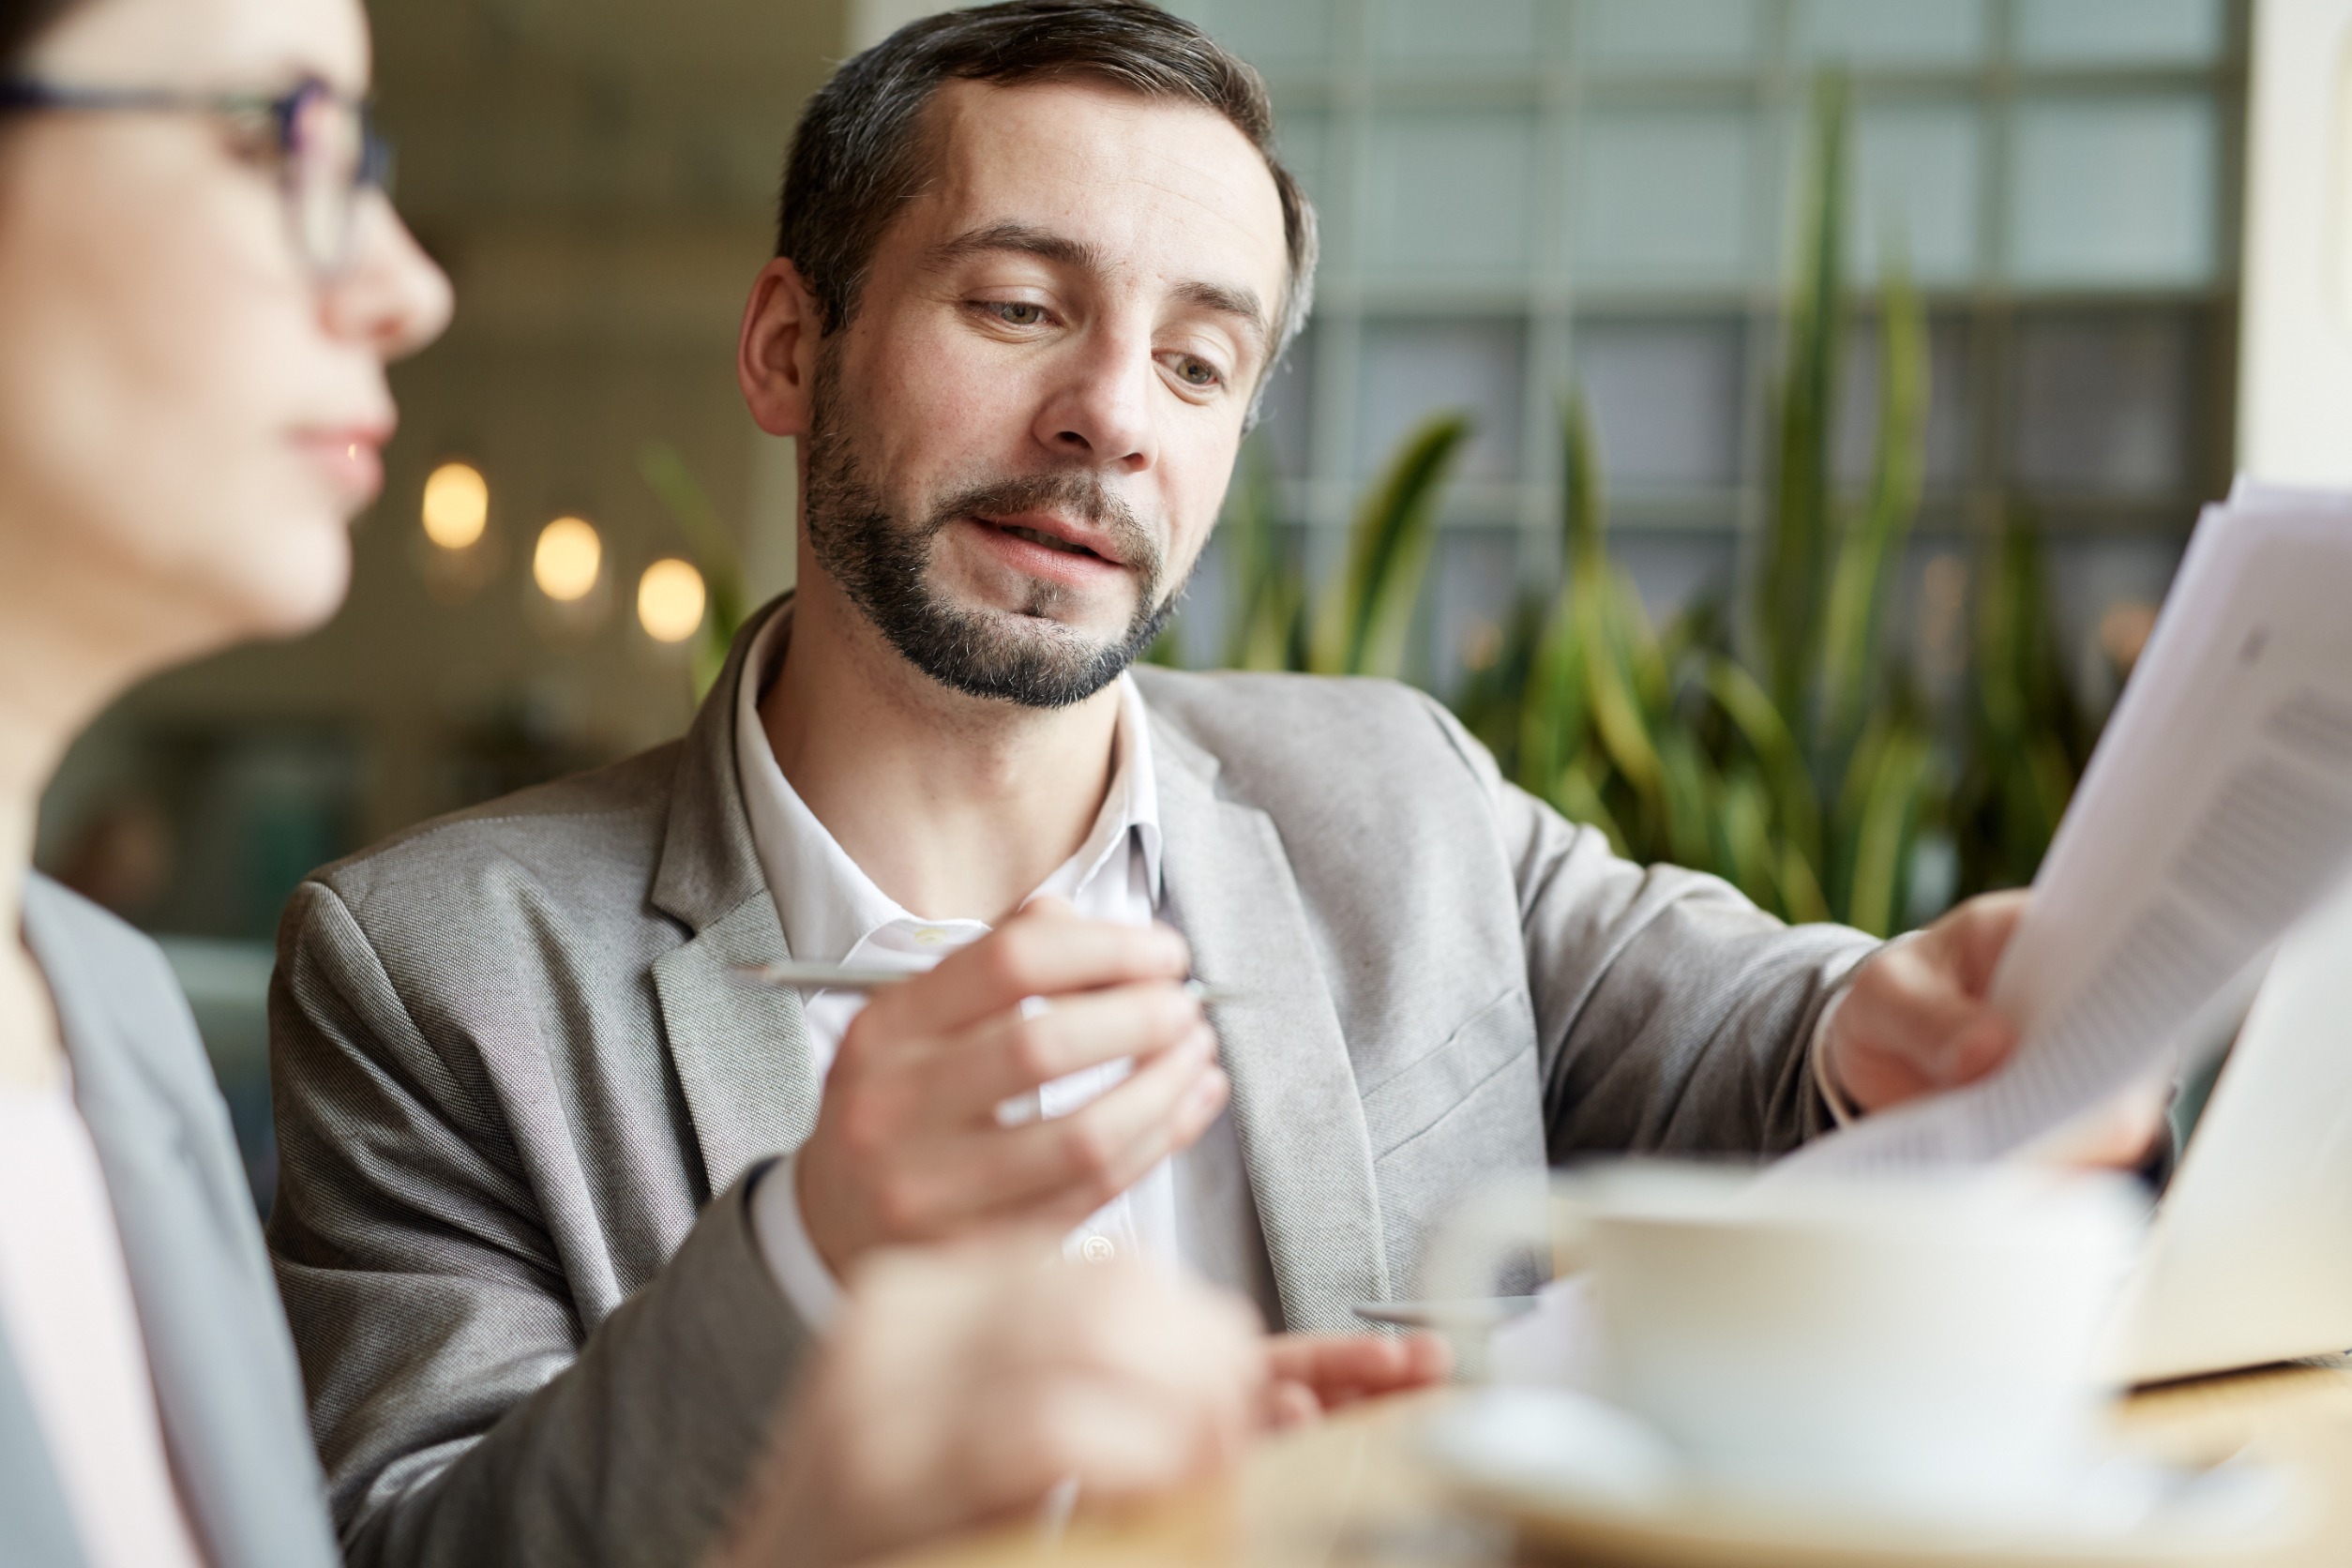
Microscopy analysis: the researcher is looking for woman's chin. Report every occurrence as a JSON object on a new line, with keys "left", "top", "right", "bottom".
{"left": 214, "top": 521, "right": 354, "bottom": 644}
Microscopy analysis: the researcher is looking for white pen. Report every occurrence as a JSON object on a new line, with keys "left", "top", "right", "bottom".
{"left": 730, "top": 958, "right": 1245, "bottom": 1007}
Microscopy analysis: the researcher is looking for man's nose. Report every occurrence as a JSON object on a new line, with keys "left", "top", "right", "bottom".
{"left": 1033, "top": 326, "right": 1156, "bottom": 475}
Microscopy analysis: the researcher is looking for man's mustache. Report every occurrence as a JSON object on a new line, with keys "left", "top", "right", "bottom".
{"left": 925, "top": 473, "right": 1164, "bottom": 589}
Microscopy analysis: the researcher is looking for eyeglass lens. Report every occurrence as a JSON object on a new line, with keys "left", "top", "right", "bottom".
{"left": 287, "top": 88, "right": 368, "bottom": 275}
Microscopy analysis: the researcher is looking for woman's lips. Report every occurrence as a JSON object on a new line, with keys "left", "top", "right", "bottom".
{"left": 294, "top": 430, "right": 387, "bottom": 505}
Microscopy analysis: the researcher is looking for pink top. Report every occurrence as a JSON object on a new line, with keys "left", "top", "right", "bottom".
{"left": 0, "top": 1078, "right": 206, "bottom": 1568}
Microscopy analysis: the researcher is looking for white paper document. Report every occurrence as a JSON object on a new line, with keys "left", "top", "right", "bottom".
{"left": 1785, "top": 481, "right": 2352, "bottom": 1173}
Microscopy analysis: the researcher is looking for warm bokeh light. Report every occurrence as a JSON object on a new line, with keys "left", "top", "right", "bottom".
{"left": 421, "top": 461, "right": 489, "bottom": 550}
{"left": 637, "top": 558, "right": 707, "bottom": 643}
{"left": 533, "top": 517, "right": 602, "bottom": 602}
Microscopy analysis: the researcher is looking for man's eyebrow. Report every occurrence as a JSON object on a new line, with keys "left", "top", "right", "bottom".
{"left": 1171, "top": 279, "right": 1270, "bottom": 349}
{"left": 927, "top": 221, "right": 1271, "bottom": 350}
{"left": 925, "top": 221, "right": 1105, "bottom": 273}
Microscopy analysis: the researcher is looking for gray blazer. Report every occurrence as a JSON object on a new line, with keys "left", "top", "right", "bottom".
{"left": 267, "top": 599, "right": 1877, "bottom": 1567}
{"left": 4, "top": 877, "right": 339, "bottom": 1568}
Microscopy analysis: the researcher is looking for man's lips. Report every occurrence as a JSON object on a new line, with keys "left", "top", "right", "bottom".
{"left": 972, "top": 511, "right": 1127, "bottom": 568}
{"left": 957, "top": 511, "right": 1135, "bottom": 590}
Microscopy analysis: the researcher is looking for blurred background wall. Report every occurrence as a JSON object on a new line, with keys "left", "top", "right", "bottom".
{"left": 32, "top": 0, "right": 2300, "bottom": 1204}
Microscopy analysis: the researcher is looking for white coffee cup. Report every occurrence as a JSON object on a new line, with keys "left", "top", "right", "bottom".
{"left": 1427, "top": 1162, "right": 2147, "bottom": 1520}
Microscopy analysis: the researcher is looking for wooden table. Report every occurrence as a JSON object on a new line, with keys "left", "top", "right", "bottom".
{"left": 887, "top": 1358, "right": 2352, "bottom": 1568}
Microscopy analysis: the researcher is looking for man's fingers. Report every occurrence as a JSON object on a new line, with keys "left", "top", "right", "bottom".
{"left": 874, "top": 911, "right": 1191, "bottom": 1036}
{"left": 1926, "top": 889, "right": 2029, "bottom": 995}
{"left": 1264, "top": 1380, "right": 1322, "bottom": 1430}
{"left": 1266, "top": 1333, "right": 1452, "bottom": 1409}
{"left": 1845, "top": 942, "right": 1985, "bottom": 1062}
{"left": 977, "top": 1027, "right": 1227, "bottom": 1227}
{"left": 938, "top": 982, "right": 1205, "bottom": 1115}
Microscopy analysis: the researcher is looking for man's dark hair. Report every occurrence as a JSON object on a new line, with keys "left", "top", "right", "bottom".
{"left": 777, "top": 0, "right": 1316, "bottom": 373}
{"left": 0, "top": 0, "right": 77, "bottom": 76}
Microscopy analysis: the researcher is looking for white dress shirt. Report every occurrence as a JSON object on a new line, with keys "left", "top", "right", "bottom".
{"left": 734, "top": 611, "right": 1274, "bottom": 1330}
{"left": 0, "top": 1078, "right": 207, "bottom": 1568}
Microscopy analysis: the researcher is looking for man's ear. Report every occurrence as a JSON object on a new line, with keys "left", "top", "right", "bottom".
{"left": 738, "top": 258, "right": 822, "bottom": 438}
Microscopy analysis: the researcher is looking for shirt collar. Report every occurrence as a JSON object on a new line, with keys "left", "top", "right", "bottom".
{"left": 731, "top": 605, "right": 1164, "bottom": 965}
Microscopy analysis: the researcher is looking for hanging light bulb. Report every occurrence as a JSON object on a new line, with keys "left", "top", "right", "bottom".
{"left": 637, "top": 558, "right": 707, "bottom": 642}
{"left": 421, "top": 461, "right": 489, "bottom": 550}
{"left": 533, "top": 516, "right": 602, "bottom": 602}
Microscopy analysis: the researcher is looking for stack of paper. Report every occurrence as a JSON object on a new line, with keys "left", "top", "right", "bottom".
{"left": 1787, "top": 480, "right": 2352, "bottom": 1173}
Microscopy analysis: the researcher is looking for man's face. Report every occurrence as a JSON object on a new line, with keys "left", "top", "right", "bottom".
{"left": 803, "top": 79, "right": 1291, "bottom": 707}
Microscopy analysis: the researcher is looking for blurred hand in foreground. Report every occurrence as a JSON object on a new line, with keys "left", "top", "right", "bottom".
{"left": 1263, "top": 1333, "right": 1453, "bottom": 1427}
{"left": 1823, "top": 889, "right": 2167, "bottom": 1168}
{"left": 715, "top": 1242, "right": 1265, "bottom": 1568}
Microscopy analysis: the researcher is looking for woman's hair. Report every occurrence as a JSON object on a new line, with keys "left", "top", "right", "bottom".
{"left": 1, "top": 0, "right": 76, "bottom": 75}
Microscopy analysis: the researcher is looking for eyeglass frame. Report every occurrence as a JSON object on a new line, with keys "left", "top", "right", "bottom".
{"left": 0, "top": 75, "right": 392, "bottom": 280}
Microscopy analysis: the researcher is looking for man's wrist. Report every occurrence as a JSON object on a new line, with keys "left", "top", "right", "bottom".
{"left": 750, "top": 1153, "right": 848, "bottom": 1333}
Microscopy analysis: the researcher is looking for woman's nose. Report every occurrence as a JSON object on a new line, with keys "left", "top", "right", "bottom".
{"left": 324, "top": 194, "right": 454, "bottom": 361}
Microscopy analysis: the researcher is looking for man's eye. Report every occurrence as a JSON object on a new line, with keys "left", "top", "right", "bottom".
{"left": 1171, "top": 355, "right": 1222, "bottom": 389}
{"left": 988, "top": 302, "right": 1048, "bottom": 327}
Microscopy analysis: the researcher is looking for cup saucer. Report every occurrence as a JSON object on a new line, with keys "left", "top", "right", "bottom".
{"left": 1424, "top": 1387, "right": 2310, "bottom": 1567}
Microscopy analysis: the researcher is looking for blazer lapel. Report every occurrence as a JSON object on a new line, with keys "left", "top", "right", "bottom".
{"left": 1152, "top": 713, "right": 1391, "bottom": 1333}
{"left": 26, "top": 883, "right": 339, "bottom": 1568}
{"left": 0, "top": 1333, "right": 84, "bottom": 1567}
{"left": 651, "top": 899, "right": 818, "bottom": 1198}
{"left": 650, "top": 596, "right": 822, "bottom": 1199}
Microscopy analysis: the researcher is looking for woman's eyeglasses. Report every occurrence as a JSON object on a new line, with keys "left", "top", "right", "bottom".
{"left": 0, "top": 76, "right": 390, "bottom": 281}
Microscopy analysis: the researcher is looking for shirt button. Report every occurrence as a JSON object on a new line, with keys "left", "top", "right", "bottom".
{"left": 1079, "top": 1234, "right": 1116, "bottom": 1263}
{"left": 914, "top": 927, "right": 950, "bottom": 945}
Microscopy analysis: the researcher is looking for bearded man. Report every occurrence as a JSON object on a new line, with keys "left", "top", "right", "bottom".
{"left": 265, "top": 5, "right": 2152, "bottom": 1566}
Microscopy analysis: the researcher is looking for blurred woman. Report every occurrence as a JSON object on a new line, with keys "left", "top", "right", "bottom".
{"left": 0, "top": 0, "right": 1266, "bottom": 1563}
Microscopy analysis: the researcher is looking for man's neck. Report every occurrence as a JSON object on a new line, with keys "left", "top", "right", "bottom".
{"left": 758, "top": 579, "right": 1125, "bottom": 925}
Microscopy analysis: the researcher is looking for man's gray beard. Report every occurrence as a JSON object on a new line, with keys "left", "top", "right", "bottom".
{"left": 801, "top": 359, "right": 1183, "bottom": 710}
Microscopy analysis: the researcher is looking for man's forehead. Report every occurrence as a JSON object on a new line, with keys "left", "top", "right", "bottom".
{"left": 908, "top": 78, "right": 1289, "bottom": 294}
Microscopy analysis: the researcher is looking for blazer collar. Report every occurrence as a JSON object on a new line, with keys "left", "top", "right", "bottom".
{"left": 650, "top": 595, "right": 788, "bottom": 935}
{"left": 1146, "top": 700, "right": 1393, "bottom": 1332}
{"left": 645, "top": 595, "right": 820, "bottom": 1197}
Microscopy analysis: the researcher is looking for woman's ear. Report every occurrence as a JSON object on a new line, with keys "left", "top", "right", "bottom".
{"left": 738, "top": 258, "right": 822, "bottom": 437}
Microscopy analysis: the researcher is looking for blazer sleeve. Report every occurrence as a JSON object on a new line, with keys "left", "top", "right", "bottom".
{"left": 264, "top": 879, "right": 812, "bottom": 1568}
{"left": 1419, "top": 697, "right": 1879, "bottom": 1159}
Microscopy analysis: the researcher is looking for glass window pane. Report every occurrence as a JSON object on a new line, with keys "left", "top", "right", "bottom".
{"left": 2015, "top": 0, "right": 2227, "bottom": 68}
{"left": 2008, "top": 309, "right": 2200, "bottom": 494}
{"left": 1570, "top": 109, "right": 1756, "bottom": 288}
{"left": 1576, "top": 0, "right": 1762, "bottom": 72}
{"left": 1170, "top": 0, "right": 1337, "bottom": 73}
{"left": 1373, "top": 0, "right": 1541, "bottom": 66}
{"left": 1433, "top": 528, "right": 1523, "bottom": 698}
{"left": 2007, "top": 96, "right": 2218, "bottom": 288}
{"left": 1850, "top": 103, "right": 1983, "bottom": 287}
{"left": 1355, "top": 318, "right": 1530, "bottom": 482}
{"left": 1573, "top": 317, "right": 1745, "bottom": 490}
{"left": 1615, "top": 535, "right": 1740, "bottom": 625}
{"left": 1270, "top": 104, "right": 1328, "bottom": 211}
{"left": 1796, "top": 0, "right": 1990, "bottom": 68}
{"left": 1365, "top": 111, "right": 1538, "bottom": 281}
{"left": 1257, "top": 326, "right": 1318, "bottom": 481}
{"left": 2048, "top": 535, "right": 2191, "bottom": 713}
{"left": 1836, "top": 317, "right": 1973, "bottom": 490}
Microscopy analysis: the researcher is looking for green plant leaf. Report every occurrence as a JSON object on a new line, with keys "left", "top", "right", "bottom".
{"left": 1309, "top": 413, "right": 1470, "bottom": 677}
{"left": 1816, "top": 239, "right": 1927, "bottom": 756}
{"left": 1557, "top": 753, "right": 1631, "bottom": 858}
{"left": 1703, "top": 654, "right": 1822, "bottom": 868}
{"left": 1844, "top": 723, "right": 1934, "bottom": 937}
{"left": 1756, "top": 72, "right": 1850, "bottom": 718}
